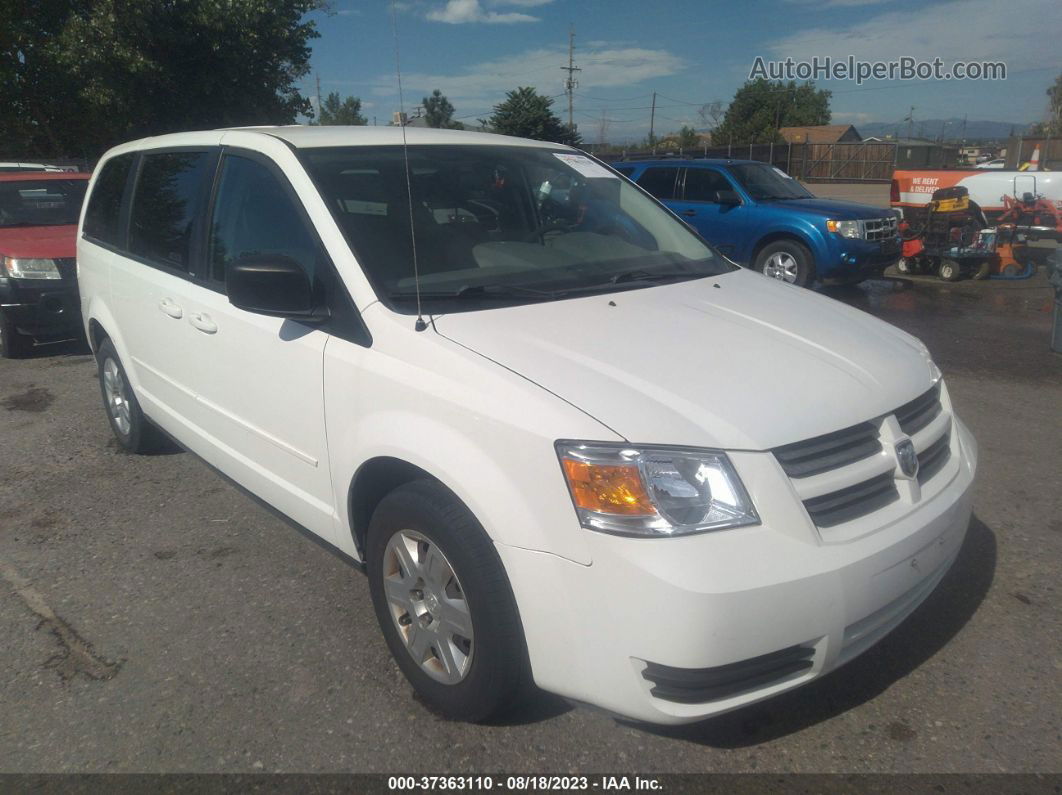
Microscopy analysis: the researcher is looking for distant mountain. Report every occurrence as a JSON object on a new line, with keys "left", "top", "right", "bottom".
{"left": 854, "top": 118, "right": 1034, "bottom": 142}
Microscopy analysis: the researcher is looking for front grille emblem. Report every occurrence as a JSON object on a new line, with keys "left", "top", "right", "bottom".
{"left": 895, "top": 439, "right": 919, "bottom": 479}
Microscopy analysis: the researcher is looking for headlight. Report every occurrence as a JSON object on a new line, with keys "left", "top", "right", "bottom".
{"left": 2, "top": 257, "right": 61, "bottom": 280}
{"left": 556, "top": 441, "right": 759, "bottom": 537}
{"left": 826, "top": 219, "right": 862, "bottom": 239}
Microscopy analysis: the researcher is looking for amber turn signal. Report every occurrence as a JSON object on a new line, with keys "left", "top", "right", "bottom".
{"left": 561, "top": 458, "right": 657, "bottom": 516}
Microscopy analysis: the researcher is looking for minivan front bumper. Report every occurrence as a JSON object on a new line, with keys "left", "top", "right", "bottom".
{"left": 497, "top": 418, "right": 976, "bottom": 725}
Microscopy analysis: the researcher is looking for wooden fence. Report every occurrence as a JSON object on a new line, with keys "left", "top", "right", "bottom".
{"left": 595, "top": 141, "right": 902, "bottom": 183}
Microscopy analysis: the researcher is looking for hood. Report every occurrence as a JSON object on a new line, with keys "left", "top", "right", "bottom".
{"left": 432, "top": 269, "right": 936, "bottom": 450}
{"left": 0, "top": 224, "right": 78, "bottom": 259}
{"left": 760, "top": 197, "right": 890, "bottom": 220}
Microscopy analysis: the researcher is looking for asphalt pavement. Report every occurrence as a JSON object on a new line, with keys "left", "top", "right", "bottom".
{"left": 0, "top": 273, "right": 1059, "bottom": 773}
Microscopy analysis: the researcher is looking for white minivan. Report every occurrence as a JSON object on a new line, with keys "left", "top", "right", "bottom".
{"left": 78, "top": 126, "right": 976, "bottom": 725}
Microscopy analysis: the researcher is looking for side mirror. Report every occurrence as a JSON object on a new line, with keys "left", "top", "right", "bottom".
{"left": 226, "top": 254, "right": 325, "bottom": 321}
{"left": 715, "top": 190, "right": 741, "bottom": 206}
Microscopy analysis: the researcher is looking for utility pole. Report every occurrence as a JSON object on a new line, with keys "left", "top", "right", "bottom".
{"left": 560, "top": 25, "right": 581, "bottom": 133}
{"left": 905, "top": 106, "right": 915, "bottom": 140}
{"left": 315, "top": 73, "right": 322, "bottom": 121}
{"left": 649, "top": 91, "right": 657, "bottom": 149}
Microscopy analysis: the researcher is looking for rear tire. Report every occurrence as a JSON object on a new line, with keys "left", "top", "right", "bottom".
{"left": 367, "top": 479, "right": 531, "bottom": 722}
{"left": 96, "top": 338, "right": 165, "bottom": 453}
{"left": 0, "top": 310, "right": 30, "bottom": 358}
{"left": 755, "top": 240, "right": 815, "bottom": 287}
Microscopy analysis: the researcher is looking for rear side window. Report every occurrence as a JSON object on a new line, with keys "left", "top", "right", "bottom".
{"left": 129, "top": 151, "right": 213, "bottom": 270}
{"left": 683, "top": 168, "right": 733, "bottom": 202}
{"left": 637, "top": 167, "right": 679, "bottom": 200}
{"left": 208, "top": 155, "right": 317, "bottom": 285}
{"left": 84, "top": 154, "right": 134, "bottom": 245}
{"left": 613, "top": 166, "right": 636, "bottom": 178}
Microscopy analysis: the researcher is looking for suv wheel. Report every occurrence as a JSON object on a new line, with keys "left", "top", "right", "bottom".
{"left": 755, "top": 240, "right": 815, "bottom": 287}
{"left": 96, "top": 338, "right": 165, "bottom": 453}
{"left": 367, "top": 479, "right": 530, "bottom": 722}
{"left": 0, "top": 310, "right": 30, "bottom": 358}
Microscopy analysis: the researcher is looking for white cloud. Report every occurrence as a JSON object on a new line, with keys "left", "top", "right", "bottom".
{"left": 372, "top": 44, "right": 686, "bottom": 113}
{"left": 426, "top": 0, "right": 539, "bottom": 24}
{"left": 489, "top": 0, "right": 554, "bottom": 6}
{"left": 769, "top": 0, "right": 1058, "bottom": 73}
{"left": 831, "top": 111, "right": 875, "bottom": 123}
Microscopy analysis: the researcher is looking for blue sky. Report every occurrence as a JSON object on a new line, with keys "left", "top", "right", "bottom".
{"left": 302, "top": 0, "right": 1061, "bottom": 142}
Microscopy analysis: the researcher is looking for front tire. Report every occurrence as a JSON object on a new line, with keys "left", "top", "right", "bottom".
{"left": 755, "top": 240, "right": 815, "bottom": 287}
{"left": 367, "top": 479, "right": 530, "bottom": 722}
{"left": 96, "top": 338, "right": 165, "bottom": 453}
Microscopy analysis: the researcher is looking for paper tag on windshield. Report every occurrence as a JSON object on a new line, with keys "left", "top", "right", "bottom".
{"left": 553, "top": 153, "right": 617, "bottom": 179}
{"left": 773, "top": 167, "right": 795, "bottom": 179}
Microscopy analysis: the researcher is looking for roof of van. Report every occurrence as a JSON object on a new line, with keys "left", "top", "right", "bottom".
{"left": 226, "top": 125, "right": 571, "bottom": 150}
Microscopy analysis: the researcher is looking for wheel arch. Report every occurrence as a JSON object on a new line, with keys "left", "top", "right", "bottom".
{"left": 348, "top": 456, "right": 439, "bottom": 559}
{"left": 750, "top": 230, "right": 817, "bottom": 267}
{"left": 87, "top": 318, "right": 109, "bottom": 353}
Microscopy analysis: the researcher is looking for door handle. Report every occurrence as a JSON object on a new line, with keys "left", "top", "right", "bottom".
{"left": 680, "top": 210, "right": 696, "bottom": 217}
{"left": 188, "top": 312, "right": 218, "bottom": 335}
{"left": 158, "top": 298, "right": 183, "bottom": 319}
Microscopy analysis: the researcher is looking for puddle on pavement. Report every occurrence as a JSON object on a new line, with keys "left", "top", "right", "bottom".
{"left": 2, "top": 386, "right": 54, "bottom": 413}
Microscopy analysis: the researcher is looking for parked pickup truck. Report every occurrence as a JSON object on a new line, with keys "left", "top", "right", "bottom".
{"left": 614, "top": 159, "right": 900, "bottom": 287}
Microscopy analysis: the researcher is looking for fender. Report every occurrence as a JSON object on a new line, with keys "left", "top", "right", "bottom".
{"left": 751, "top": 218, "right": 829, "bottom": 270}
{"left": 339, "top": 411, "right": 595, "bottom": 564}
{"left": 323, "top": 308, "right": 624, "bottom": 566}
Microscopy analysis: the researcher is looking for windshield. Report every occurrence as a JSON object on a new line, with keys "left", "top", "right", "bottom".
{"left": 301, "top": 145, "right": 732, "bottom": 313}
{"left": 0, "top": 179, "right": 88, "bottom": 227}
{"left": 728, "top": 163, "right": 811, "bottom": 201}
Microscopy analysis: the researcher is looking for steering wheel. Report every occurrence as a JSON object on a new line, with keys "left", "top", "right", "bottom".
{"left": 522, "top": 219, "right": 577, "bottom": 243}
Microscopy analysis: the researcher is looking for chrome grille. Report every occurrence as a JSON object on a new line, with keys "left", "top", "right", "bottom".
{"left": 917, "top": 428, "right": 951, "bottom": 484}
{"left": 773, "top": 422, "right": 881, "bottom": 478}
{"left": 864, "top": 216, "right": 898, "bottom": 241}
{"left": 773, "top": 380, "right": 953, "bottom": 534}
{"left": 803, "top": 472, "right": 899, "bottom": 528}
{"left": 896, "top": 383, "right": 942, "bottom": 435}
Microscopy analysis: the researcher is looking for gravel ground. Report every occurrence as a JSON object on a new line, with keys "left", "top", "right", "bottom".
{"left": 0, "top": 274, "right": 1059, "bottom": 774}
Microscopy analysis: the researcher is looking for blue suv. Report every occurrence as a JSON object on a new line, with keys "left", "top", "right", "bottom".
{"left": 613, "top": 159, "right": 900, "bottom": 286}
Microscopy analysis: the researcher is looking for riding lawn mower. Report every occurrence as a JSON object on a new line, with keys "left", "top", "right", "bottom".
{"left": 897, "top": 185, "right": 1061, "bottom": 281}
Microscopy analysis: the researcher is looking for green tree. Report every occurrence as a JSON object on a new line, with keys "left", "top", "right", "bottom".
{"left": 676, "top": 125, "right": 700, "bottom": 149}
{"left": 713, "top": 79, "right": 831, "bottom": 145}
{"left": 0, "top": 0, "right": 320, "bottom": 157}
{"left": 317, "top": 92, "right": 367, "bottom": 125}
{"left": 1030, "top": 72, "right": 1062, "bottom": 136}
{"left": 422, "top": 89, "right": 463, "bottom": 129}
{"left": 483, "top": 87, "right": 581, "bottom": 146}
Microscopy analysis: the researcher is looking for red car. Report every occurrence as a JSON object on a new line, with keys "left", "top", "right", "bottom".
{"left": 0, "top": 171, "right": 91, "bottom": 357}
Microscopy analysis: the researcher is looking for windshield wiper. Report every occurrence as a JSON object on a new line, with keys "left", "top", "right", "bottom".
{"left": 607, "top": 269, "right": 703, "bottom": 285}
{"left": 389, "top": 283, "right": 562, "bottom": 302}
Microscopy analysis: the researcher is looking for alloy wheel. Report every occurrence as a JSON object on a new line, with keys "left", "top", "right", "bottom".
{"left": 763, "top": 251, "right": 799, "bottom": 283}
{"left": 382, "top": 529, "right": 474, "bottom": 685}
{"left": 102, "top": 357, "right": 132, "bottom": 435}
